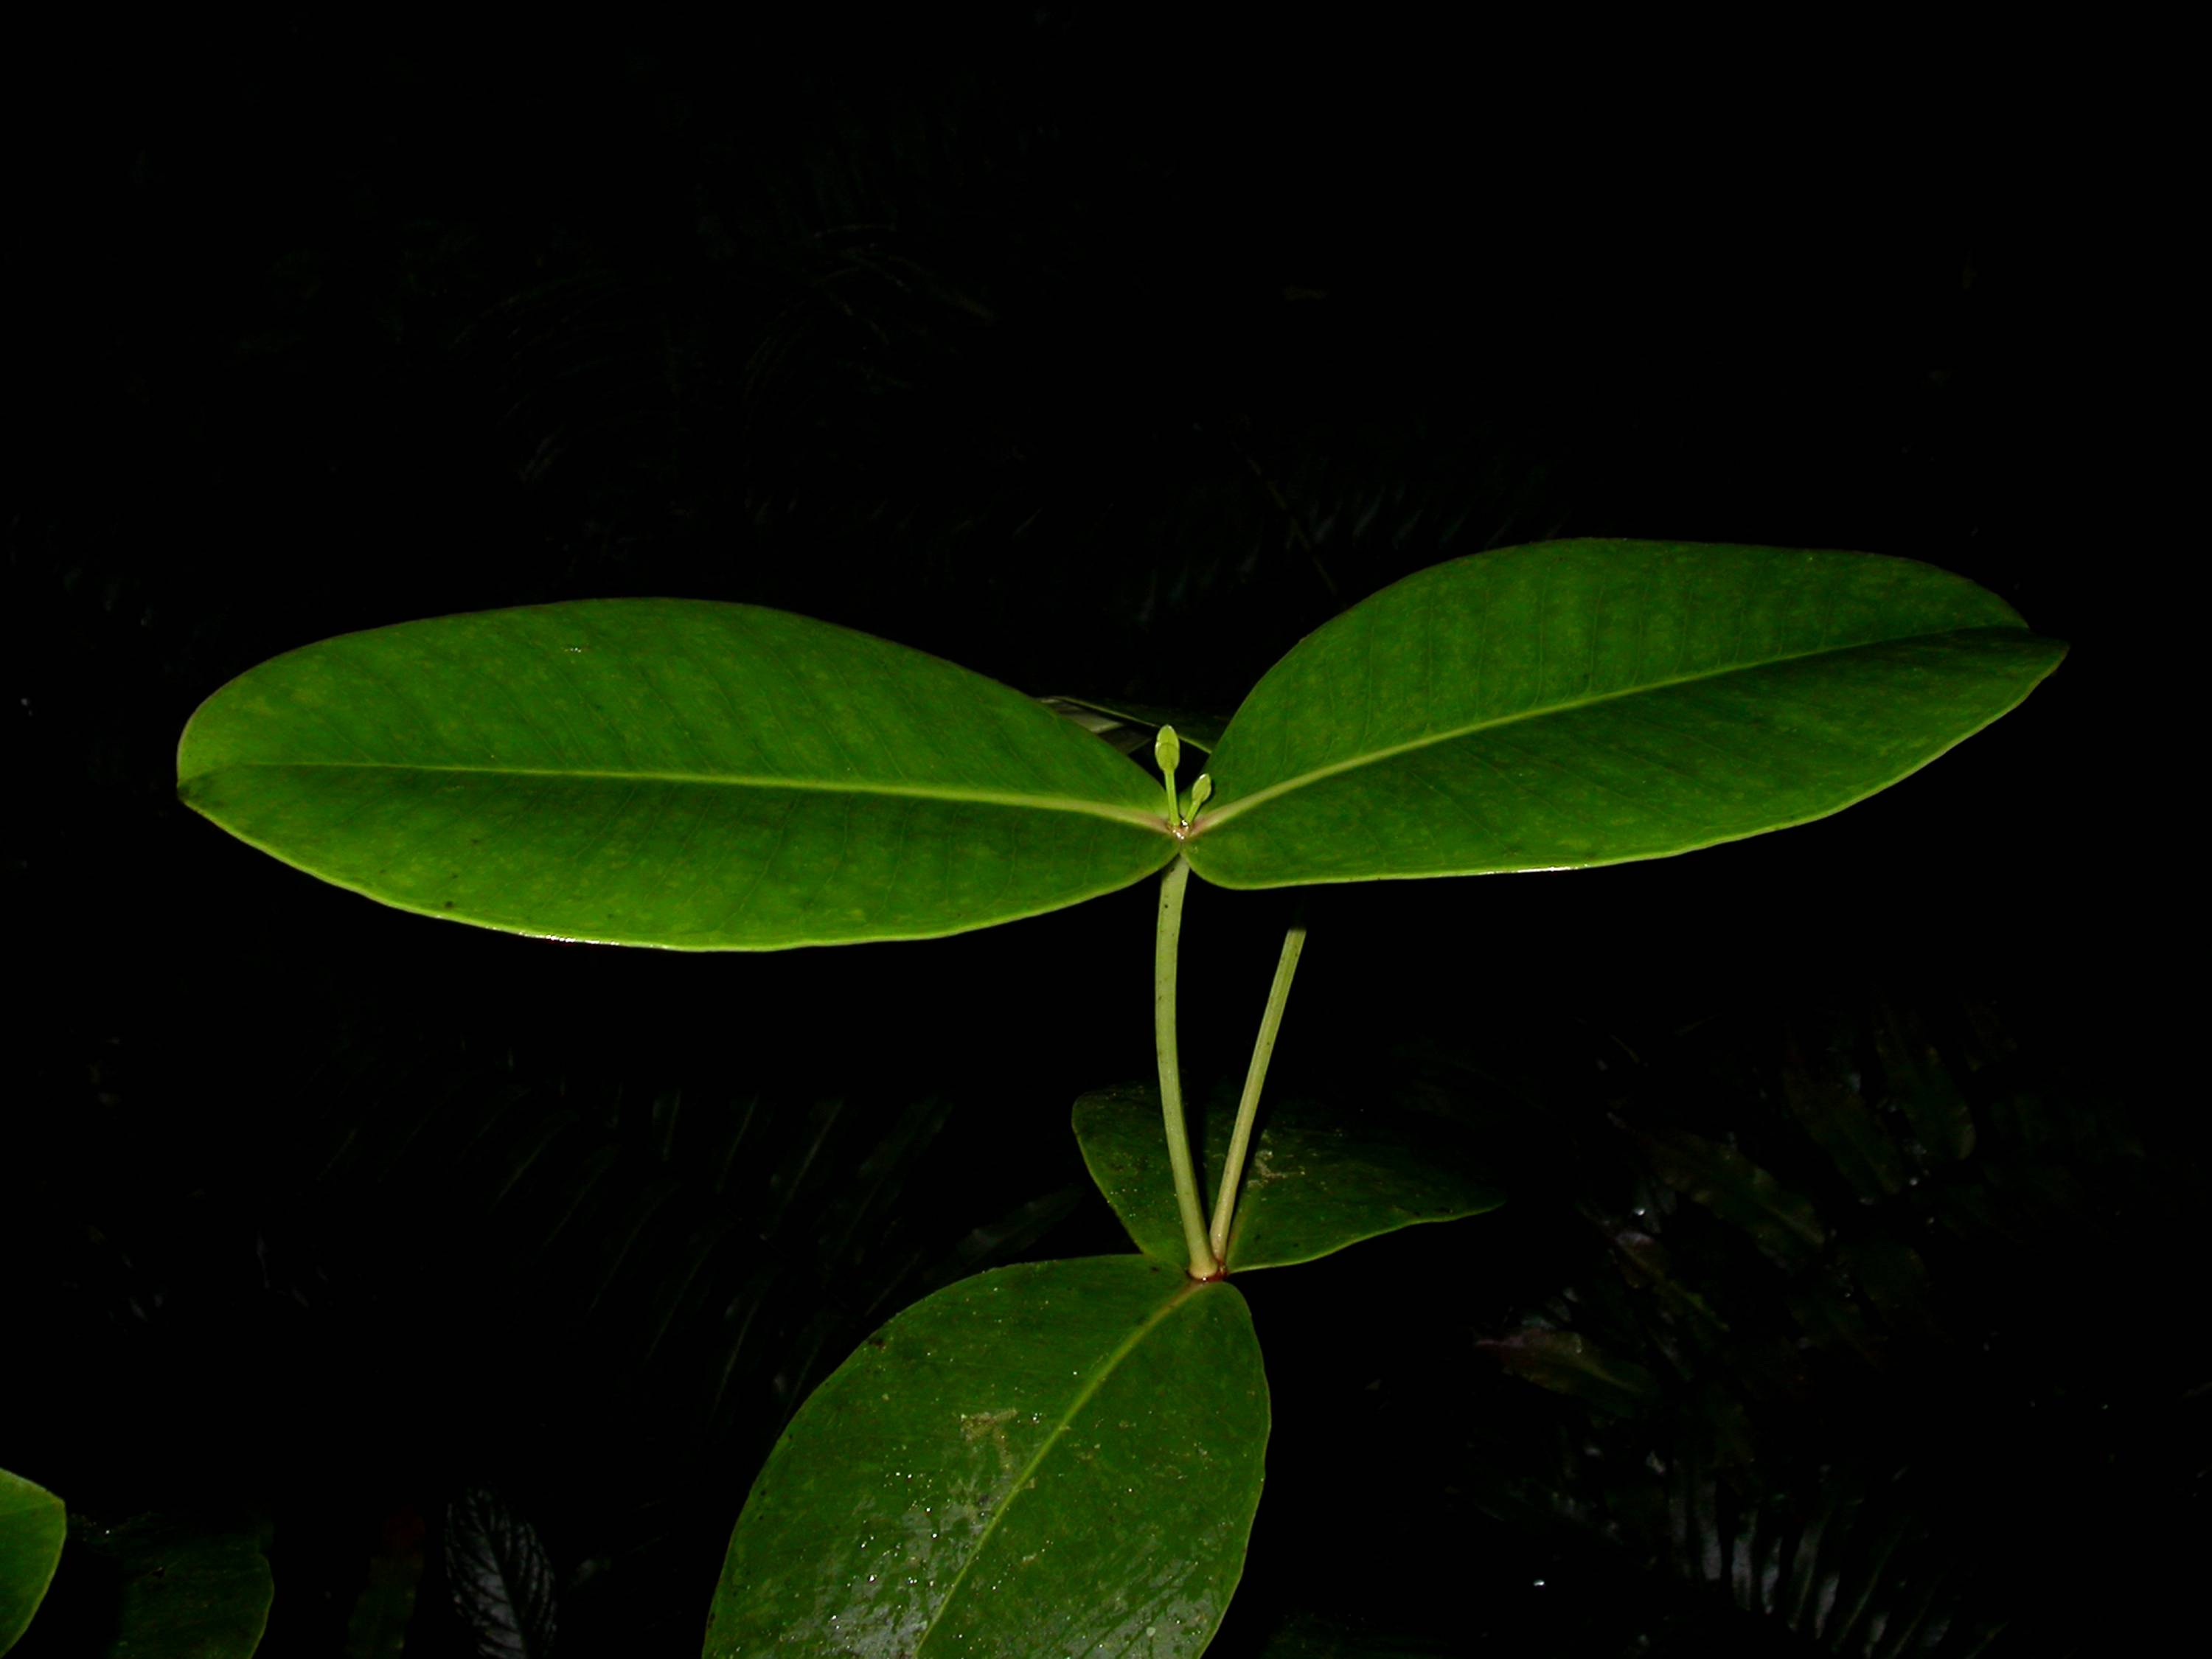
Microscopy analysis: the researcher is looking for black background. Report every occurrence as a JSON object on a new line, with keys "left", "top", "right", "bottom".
{"left": 6, "top": 15, "right": 2190, "bottom": 1658}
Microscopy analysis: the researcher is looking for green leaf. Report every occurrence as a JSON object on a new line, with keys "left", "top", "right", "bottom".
{"left": 1781, "top": 1027, "right": 1909, "bottom": 1203}
{"left": 0, "top": 1469, "right": 65, "bottom": 1655}
{"left": 74, "top": 1514, "right": 274, "bottom": 1658}
{"left": 1073, "top": 1084, "right": 1503, "bottom": 1272}
{"left": 1866, "top": 1001, "right": 1977, "bottom": 1164}
{"left": 1183, "top": 540, "right": 2065, "bottom": 887}
{"left": 1479, "top": 1327, "right": 1663, "bottom": 1418}
{"left": 1631, "top": 1125, "right": 1827, "bottom": 1270}
{"left": 705, "top": 1256, "right": 1267, "bottom": 1658}
{"left": 179, "top": 601, "right": 1175, "bottom": 949}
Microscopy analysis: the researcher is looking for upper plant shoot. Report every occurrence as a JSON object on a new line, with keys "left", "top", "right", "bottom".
{"left": 177, "top": 540, "right": 2064, "bottom": 948}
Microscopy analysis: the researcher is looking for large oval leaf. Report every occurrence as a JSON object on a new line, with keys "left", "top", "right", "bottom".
{"left": 0, "top": 1468, "right": 66, "bottom": 1653}
{"left": 1184, "top": 540, "right": 2066, "bottom": 887}
{"left": 1073, "top": 1085, "right": 1503, "bottom": 1273}
{"left": 178, "top": 602, "right": 1175, "bottom": 948}
{"left": 705, "top": 1256, "right": 1267, "bottom": 1658}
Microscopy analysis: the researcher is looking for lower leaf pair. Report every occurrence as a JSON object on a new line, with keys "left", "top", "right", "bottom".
{"left": 705, "top": 1088, "right": 1502, "bottom": 1658}
{"left": 706, "top": 1257, "right": 1262, "bottom": 1658}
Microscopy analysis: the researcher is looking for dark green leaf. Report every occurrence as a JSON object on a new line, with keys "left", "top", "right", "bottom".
{"left": 1610, "top": 1229, "right": 1730, "bottom": 1338}
{"left": 179, "top": 601, "right": 1175, "bottom": 948}
{"left": 1186, "top": 540, "right": 2065, "bottom": 887}
{"left": 0, "top": 1468, "right": 65, "bottom": 1654}
{"left": 1073, "top": 1084, "right": 1503, "bottom": 1272}
{"left": 1781, "top": 1028, "right": 1907, "bottom": 1203}
{"left": 1868, "top": 1001, "right": 1977, "bottom": 1164}
{"left": 1630, "top": 1124, "right": 1827, "bottom": 1270}
{"left": 705, "top": 1256, "right": 1267, "bottom": 1658}
{"left": 1479, "top": 1328, "right": 1662, "bottom": 1418}
{"left": 74, "top": 1514, "right": 273, "bottom": 1658}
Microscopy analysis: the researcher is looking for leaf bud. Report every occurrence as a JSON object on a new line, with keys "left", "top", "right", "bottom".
{"left": 1154, "top": 725, "right": 1181, "bottom": 777}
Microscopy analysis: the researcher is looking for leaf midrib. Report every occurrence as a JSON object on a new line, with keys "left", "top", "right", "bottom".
{"left": 1191, "top": 625, "right": 2005, "bottom": 834}
{"left": 190, "top": 759, "right": 1171, "bottom": 831}
{"left": 915, "top": 1274, "right": 1208, "bottom": 1654}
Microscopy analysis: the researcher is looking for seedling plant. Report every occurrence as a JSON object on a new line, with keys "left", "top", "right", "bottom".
{"left": 1, "top": 538, "right": 2065, "bottom": 1656}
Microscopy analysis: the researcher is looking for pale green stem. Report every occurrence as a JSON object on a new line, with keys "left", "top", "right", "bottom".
{"left": 1208, "top": 911, "right": 1309, "bottom": 1267}
{"left": 1153, "top": 854, "right": 1218, "bottom": 1279}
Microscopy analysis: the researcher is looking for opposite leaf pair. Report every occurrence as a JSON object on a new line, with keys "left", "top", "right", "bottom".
{"left": 175, "top": 539, "right": 2064, "bottom": 952}
{"left": 706, "top": 1079, "right": 1503, "bottom": 1658}
{"left": 168, "top": 538, "right": 2063, "bottom": 1658}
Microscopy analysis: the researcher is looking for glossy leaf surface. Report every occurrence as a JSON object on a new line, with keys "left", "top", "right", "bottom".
{"left": 75, "top": 1514, "right": 274, "bottom": 1658}
{"left": 705, "top": 1256, "right": 1266, "bottom": 1658}
{"left": 1186, "top": 540, "right": 2066, "bottom": 887}
{"left": 179, "top": 602, "right": 1175, "bottom": 948}
{"left": 1074, "top": 1085, "right": 1503, "bottom": 1272}
{"left": 0, "top": 1468, "right": 65, "bottom": 1654}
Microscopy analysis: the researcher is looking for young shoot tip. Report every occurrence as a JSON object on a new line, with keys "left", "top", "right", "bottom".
{"left": 1155, "top": 725, "right": 1183, "bottom": 828}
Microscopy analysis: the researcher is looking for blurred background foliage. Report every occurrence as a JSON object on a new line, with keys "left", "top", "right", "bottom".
{"left": 6, "top": 13, "right": 2188, "bottom": 1657}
